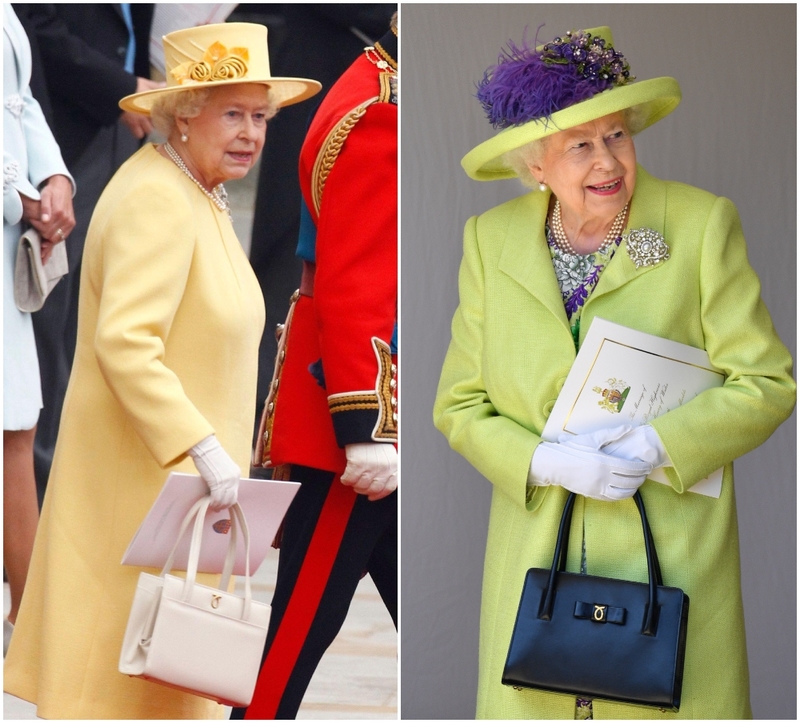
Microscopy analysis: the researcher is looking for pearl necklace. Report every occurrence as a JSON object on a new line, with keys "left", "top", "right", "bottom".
{"left": 164, "top": 143, "right": 231, "bottom": 217}
{"left": 550, "top": 200, "right": 628, "bottom": 256}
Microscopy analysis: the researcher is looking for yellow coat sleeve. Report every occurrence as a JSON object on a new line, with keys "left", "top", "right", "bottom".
{"left": 433, "top": 215, "right": 540, "bottom": 509}
{"left": 650, "top": 196, "right": 796, "bottom": 490}
{"left": 92, "top": 177, "right": 215, "bottom": 467}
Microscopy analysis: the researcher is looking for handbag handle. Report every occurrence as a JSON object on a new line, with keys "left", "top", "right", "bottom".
{"left": 159, "top": 496, "right": 256, "bottom": 621}
{"left": 540, "top": 492, "right": 662, "bottom": 636}
{"left": 160, "top": 496, "right": 233, "bottom": 580}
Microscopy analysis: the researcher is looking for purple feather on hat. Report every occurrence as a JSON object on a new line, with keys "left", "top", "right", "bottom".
{"left": 476, "top": 27, "right": 633, "bottom": 129}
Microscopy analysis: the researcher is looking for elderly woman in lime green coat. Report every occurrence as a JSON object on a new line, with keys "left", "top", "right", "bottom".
{"left": 434, "top": 27, "right": 795, "bottom": 720}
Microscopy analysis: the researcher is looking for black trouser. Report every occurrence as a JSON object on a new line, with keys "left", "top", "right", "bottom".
{"left": 231, "top": 465, "right": 397, "bottom": 720}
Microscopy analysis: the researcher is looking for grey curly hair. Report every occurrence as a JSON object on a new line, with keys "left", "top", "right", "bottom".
{"left": 503, "top": 105, "right": 647, "bottom": 190}
{"left": 149, "top": 85, "right": 280, "bottom": 138}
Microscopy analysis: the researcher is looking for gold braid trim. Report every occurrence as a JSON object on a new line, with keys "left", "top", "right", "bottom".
{"left": 373, "top": 41, "right": 398, "bottom": 72}
{"left": 325, "top": 339, "right": 396, "bottom": 442}
{"left": 379, "top": 74, "right": 396, "bottom": 104}
{"left": 372, "top": 338, "right": 397, "bottom": 441}
{"left": 253, "top": 290, "right": 300, "bottom": 467}
{"left": 328, "top": 394, "right": 380, "bottom": 414}
{"left": 311, "top": 98, "right": 378, "bottom": 216}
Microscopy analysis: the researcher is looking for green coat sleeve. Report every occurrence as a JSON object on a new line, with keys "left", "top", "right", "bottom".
{"left": 433, "top": 215, "right": 541, "bottom": 510}
{"left": 651, "top": 196, "right": 796, "bottom": 491}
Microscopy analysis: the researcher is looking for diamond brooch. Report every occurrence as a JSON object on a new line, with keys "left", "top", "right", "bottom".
{"left": 625, "top": 227, "right": 670, "bottom": 269}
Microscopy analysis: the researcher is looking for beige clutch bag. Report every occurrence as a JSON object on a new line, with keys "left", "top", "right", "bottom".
{"left": 14, "top": 228, "right": 68, "bottom": 312}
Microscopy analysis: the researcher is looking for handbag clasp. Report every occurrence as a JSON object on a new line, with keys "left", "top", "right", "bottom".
{"left": 592, "top": 604, "right": 606, "bottom": 622}
{"left": 573, "top": 600, "right": 626, "bottom": 625}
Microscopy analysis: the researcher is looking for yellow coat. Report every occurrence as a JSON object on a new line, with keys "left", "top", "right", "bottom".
{"left": 433, "top": 166, "right": 795, "bottom": 719}
{"left": 4, "top": 145, "right": 266, "bottom": 719}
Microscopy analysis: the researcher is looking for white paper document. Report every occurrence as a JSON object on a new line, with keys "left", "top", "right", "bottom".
{"left": 122, "top": 472, "right": 300, "bottom": 574}
{"left": 542, "top": 318, "right": 726, "bottom": 497}
{"left": 149, "top": 4, "right": 238, "bottom": 76}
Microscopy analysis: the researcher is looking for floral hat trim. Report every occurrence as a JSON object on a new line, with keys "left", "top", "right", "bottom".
{"left": 476, "top": 27, "right": 634, "bottom": 129}
{"left": 171, "top": 41, "right": 250, "bottom": 85}
{"left": 118, "top": 22, "right": 322, "bottom": 114}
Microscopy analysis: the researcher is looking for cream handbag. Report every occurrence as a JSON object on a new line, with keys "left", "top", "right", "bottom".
{"left": 119, "top": 496, "right": 270, "bottom": 707}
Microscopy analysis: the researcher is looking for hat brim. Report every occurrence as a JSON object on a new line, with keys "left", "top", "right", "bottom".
{"left": 461, "top": 77, "right": 681, "bottom": 181}
{"left": 119, "top": 76, "right": 322, "bottom": 114}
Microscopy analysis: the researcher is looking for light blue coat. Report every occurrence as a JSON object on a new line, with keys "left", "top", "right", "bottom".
{"left": 3, "top": 4, "right": 73, "bottom": 429}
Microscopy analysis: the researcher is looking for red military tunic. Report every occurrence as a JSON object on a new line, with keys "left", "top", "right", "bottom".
{"left": 241, "top": 29, "right": 397, "bottom": 720}
{"left": 256, "top": 36, "right": 398, "bottom": 474}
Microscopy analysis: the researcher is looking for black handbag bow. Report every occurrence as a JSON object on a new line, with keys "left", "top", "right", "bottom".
{"left": 502, "top": 491, "right": 689, "bottom": 711}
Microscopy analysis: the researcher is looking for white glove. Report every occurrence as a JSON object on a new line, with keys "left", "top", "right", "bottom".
{"left": 528, "top": 438, "right": 653, "bottom": 502}
{"left": 188, "top": 435, "right": 241, "bottom": 511}
{"left": 341, "top": 443, "right": 397, "bottom": 502}
{"left": 559, "top": 424, "right": 670, "bottom": 468}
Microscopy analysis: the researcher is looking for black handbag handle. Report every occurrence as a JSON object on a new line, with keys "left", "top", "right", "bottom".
{"left": 540, "top": 491, "right": 663, "bottom": 635}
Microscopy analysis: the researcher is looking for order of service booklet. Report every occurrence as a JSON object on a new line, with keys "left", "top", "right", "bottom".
{"left": 122, "top": 472, "right": 300, "bottom": 574}
{"left": 542, "top": 318, "right": 726, "bottom": 497}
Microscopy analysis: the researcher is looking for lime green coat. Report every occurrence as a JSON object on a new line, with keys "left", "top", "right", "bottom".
{"left": 4, "top": 145, "right": 265, "bottom": 719}
{"left": 433, "top": 166, "right": 795, "bottom": 719}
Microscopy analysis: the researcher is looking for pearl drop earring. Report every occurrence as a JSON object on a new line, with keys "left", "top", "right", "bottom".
{"left": 538, "top": 182, "right": 547, "bottom": 192}
{"left": 181, "top": 133, "right": 189, "bottom": 143}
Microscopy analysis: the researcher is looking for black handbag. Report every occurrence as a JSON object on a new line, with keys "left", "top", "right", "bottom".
{"left": 502, "top": 491, "right": 689, "bottom": 711}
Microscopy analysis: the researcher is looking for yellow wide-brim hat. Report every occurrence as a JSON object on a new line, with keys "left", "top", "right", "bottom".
{"left": 119, "top": 22, "right": 321, "bottom": 114}
{"left": 462, "top": 26, "right": 681, "bottom": 181}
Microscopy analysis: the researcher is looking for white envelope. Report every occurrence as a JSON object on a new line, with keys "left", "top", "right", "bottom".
{"left": 543, "top": 318, "right": 726, "bottom": 498}
{"left": 122, "top": 472, "right": 300, "bottom": 574}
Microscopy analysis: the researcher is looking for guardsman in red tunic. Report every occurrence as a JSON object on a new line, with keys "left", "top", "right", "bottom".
{"left": 233, "top": 15, "right": 397, "bottom": 721}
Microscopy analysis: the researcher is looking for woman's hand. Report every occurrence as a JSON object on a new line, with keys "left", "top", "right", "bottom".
{"left": 20, "top": 174, "right": 75, "bottom": 246}
{"left": 188, "top": 435, "right": 241, "bottom": 511}
{"left": 341, "top": 443, "right": 397, "bottom": 501}
{"left": 559, "top": 425, "right": 670, "bottom": 468}
{"left": 529, "top": 437, "right": 652, "bottom": 502}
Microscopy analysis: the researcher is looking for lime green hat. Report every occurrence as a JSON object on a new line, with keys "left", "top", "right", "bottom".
{"left": 461, "top": 27, "right": 681, "bottom": 181}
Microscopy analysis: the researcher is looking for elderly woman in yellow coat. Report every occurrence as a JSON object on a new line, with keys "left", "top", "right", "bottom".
{"left": 433, "top": 27, "right": 795, "bottom": 720}
{"left": 4, "top": 23, "right": 320, "bottom": 720}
